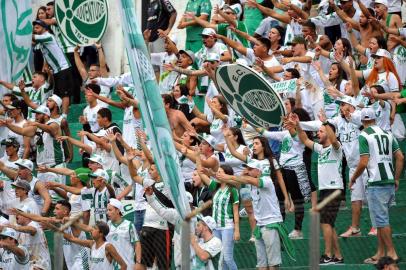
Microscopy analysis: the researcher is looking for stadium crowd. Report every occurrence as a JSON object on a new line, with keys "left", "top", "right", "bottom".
{"left": 0, "top": 0, "right": 405, "bottom": 269}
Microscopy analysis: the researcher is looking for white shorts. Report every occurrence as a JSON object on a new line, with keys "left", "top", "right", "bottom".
{"left": 349, "top": 167, "right": 368, "bottom": 202}
{"left": 255, "top": 227, "right": 281, "bottom": 267}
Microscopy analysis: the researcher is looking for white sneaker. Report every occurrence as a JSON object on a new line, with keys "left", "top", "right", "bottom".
{"left": 368, "top": 227, "right": 377, "bottom": 236}
{"left": 239, "top": 208, "right": 248, "bottom": 217}
{"left": 340, "top": 226, "right": 361, "bottom": 238}
{"left": 288, "top": 230, "right": 303, "bottom": 239}
{"left": 249, "top": 236, "right": 256, "bottom": 242}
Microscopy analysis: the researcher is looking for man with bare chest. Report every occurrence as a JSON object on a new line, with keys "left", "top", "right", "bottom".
{"left": 162, "top": 94, "right": 195, "bottom": 140}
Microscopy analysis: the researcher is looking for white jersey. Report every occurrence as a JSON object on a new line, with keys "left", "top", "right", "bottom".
{"left": 207, "top": 115, "right": 227, "bottom": 145}
{"left": 246, "top": 49, "right": 283, "bottom": 83}
{"left": 132, "top": 166, "right": 148, "bottom": 211}
{"left": 83, "top": 104, "right": 103, "bottom": 133}
{"left": 142, "top": 180, "right": 168, "bottom": 230}
{"left": 82, "top": 187, "right": 110, "bottom": 222}
{"left": 90, "top": 242, "right": 113, "bottom": 270}
{"left": 192, "top": 236, "right": 222, "bottom": 270}
{"left": 107, "top": 219, "right": 138, "bottom": 269}
{"left": 179, "top": 153, "right": 195, "bottom": 184}
{"left": 68, "top": 190, "right": 86, "bottom": 216}
{"left": 372, "top": 101, "right": 391, "bottom": 132}
{"left": 11, "top": 84, "right": 52, "bottom": 120}
{"left": 262, "top": 130, "right": 304, "bottom": 167}
{"left": 0, "top": 157, "right": 20, "bottom": 212}
{"left": 63, "top": 227, "right": 90, "bottom": 270}
{"left": 91, "top": 147, "right": 119, "bottom": 173}
{"left": 313, "top": 142, "right": 344, "bottom": 190}
{"left": 35, "top": 119, "right": 65, "bottom": 166}
{"left": 27, "top": 177, "right": 44, "bottom": 209}
{"left": 150, "top": 52, "right": 178, "bottom": 93}
{"left": 14, "top": 197, "right": 40, "bottom": 216}
{"left": 362, "top": 70, "right": 399, "bottom": 92}
{"left": 392, "top": 45, "right": 406, "bottom": 87}
{"left": 222, "top": 144, "right": 246, "bottom": 176}
{"left": 122, "top": 106, "right": 139, "bottom": 149}
{"left": 34, "top": 32, "right": 70, "bottom": 73}
{"left": 0, "top": 245, "right": 30, "bottom": 270}
{"left": 359, "top": 125, "right": 400, "bottom": 186}
{"left": 18, "top": 221, "right": 50, "bottom": 270}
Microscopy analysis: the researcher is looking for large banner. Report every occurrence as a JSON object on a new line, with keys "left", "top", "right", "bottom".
{"left": 215, "top": 64, "right": 287, "bottom": 128}
{"left": 118, "top": 0, "right": 190, "bottom": 219}
{"left": 0, "top": 0, "right": 32, "bottom": 90}
{"left": 55, "top": 0, "right": 108, "bottom": 45}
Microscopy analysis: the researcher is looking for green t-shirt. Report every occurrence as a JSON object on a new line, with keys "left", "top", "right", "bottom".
{"left": 185, "top": 0, "right": 212, "bottom": 41}
{"left": 243, "top": 0, "right": 264, "bottom": 35}
{"left": 396, "top": 88, "right": 406, "bottom": 113}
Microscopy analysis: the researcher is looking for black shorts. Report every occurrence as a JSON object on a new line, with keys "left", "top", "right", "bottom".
{"left": 140, "top": 226, "right": 170, "bottom": 269}
{"left": 53, "top": 67, "right": 74, "bottom": 97}
{"left": 319, "top": 189, "right": 342, "bottom": 227}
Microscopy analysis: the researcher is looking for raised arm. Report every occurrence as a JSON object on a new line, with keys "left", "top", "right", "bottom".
{"left": 348, "top": 25, "right": 366, "bottom": 54}
{"left": 330, "top": 1, "right": 359, "bottom": 30}
{"left": 215, "top": 34, "right": 248, "bottom": 56}
{"left": 58, "top": 135, "right": 93, "bottom": 154}
{"left": 62, "top": 232, "right": 93, "bottom": 248}
{"left": 106, "top": 243, "right": 127, "bottom": 270}
{"left": 95, "top": 43, "right": 109, "bottom": 77}
{"left": 36, "top": 181, "right": 52, "bottom": 215}
{"left": 247, "top": 0, "right": 291, "bottom": 24}
{"left": 73, "top": 46, "right": 87, "bottom": 80}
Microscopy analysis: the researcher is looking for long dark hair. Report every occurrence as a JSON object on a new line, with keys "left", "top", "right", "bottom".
{"left": 213, "top": 95, "right": 229, "bottom": 115}
{"left": 339, "top": 38, "right": 353, "bottom": 58}
{"left": 36, "top": 6, "right": 47, "bottom": 19}
{"left": 252, "top": 136, "right": 276, "bottom": 180}
{"left": 229, "top": 127, "right": 246, "bottom": 146}
{"left": 330, "top": 62, "right": 347, "bottom": 89}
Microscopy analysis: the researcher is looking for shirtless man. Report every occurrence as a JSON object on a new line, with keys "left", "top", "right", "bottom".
{"left": 331, "top": 0, "right": 383, "bottom": 47}
{"left": 373, "top": 0, "right": 402, "bottom": 32}
{"left": 162, "top": 94, "right": 195, "bottom": 140}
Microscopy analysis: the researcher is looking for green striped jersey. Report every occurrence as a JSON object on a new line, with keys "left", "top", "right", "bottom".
{"left": 34, "top": 32, "right": 70, "bottom": 73}
{"left": 359, "top": 125, "right": 400, "bottom": 186}
{"left": 209, "top": 180, "right": 239, "bottom": 229}
{"left": 91, "top": 187, "right": 111, "bottom": 222}
{"left": 51, "top": 21, "right": 76, "bottom": 53}
{"left": 193, "top": 236, "right": 222, "bottom": 270}
{"left": 12, "top": 83, "right": 52, "bottom": 120}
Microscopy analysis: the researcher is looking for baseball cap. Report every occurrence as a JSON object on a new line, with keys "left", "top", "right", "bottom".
{"left": 201, "top": 28, "right": 216, "bottom": 37}
{"left": 32, "top": 105, "right": 50, "bottom": 116}
{"left": 32, "top": 20, "right": 49, "bottom": 30}
{"left": 5, "top": 99, "right": 23, "bottom": 110}
{"left": 86, "top": 154, "right": 103, "bottom": 165}
{"left": 48, "top": 94, "right": 62, "bottom": 108}
{"left": 243, "top": 158, "right": 262, "bottom": 170}
{"left": 374, "top": 0, "right": 388, "bottom": 6}
{"left": 11, "top": 179, "right": 31, "bottom": 192}
{"left": 74, "top": 167, "right": 91, "bottom": 185}
{"left": 15, "top": 159, "right": 34, "bottom": 171}
{"left": 89, "top": 169, "right": 109, "bottom": 182}
{"left": 335, "top": 95, "right": 356, "bottom": 107}
{"left": 0, "top": 228, "right": 19, "bottom": 241}
{"left": 198, "top": 215, "right": 217, "bottom": 232}
{"left": 222, "top": 4, "right": 242, "bottom": 18}
{"left": 109, "top": 198, "right": 124, "bottom": 214}
{"left": 198, "top": 133, "right": 217, "bottom": 149}
{"left": 179, "top": 50, "right": 195, "bottom": 64}
{"left": 1, "top": 137, "right": 20, "bottom": 148}
{"left": 287, "top": 36, "right": 307, "bottom": 46}
{"left": 371, "top": 49, "right": 392, "bottom": 59}
{"left": 361, "top": 108, "right": 376, "bottom": 121}
{"left": 204, "top": 53, "right": 220, "bottom": 62}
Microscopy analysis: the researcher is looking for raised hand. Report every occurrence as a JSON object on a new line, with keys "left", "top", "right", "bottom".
{"left": 318, "top": 108, "right": 327, "bottom": 123}
{"left": 143, "top": 29, "right": 151, "bottom": 42}
{"left": 105, "top": 129, "right": 116, "bottom": 142}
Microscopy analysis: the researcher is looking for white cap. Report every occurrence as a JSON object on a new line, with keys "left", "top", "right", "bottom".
{"left": 204, "top": 53, "right": 220, "bottom": 62}
{"left": 179, "top": 50, "right": 196, "bottom": 63}
{"left": 371, "top": 48, "right": 392, "bottom": 59}
{"left": 361, "top": 108, "right": 376, "bottom": 121}
{"left": 49, "top": 94, "right": 62, "bottom": 108}
{"left": 243, "top": 158, "right": 262, "bottom": 170}
{"left": 33, "top": 105, "right": 50, "bottom": 116}
{"left": 199, "top": 133, "right": 217, "bottom": 148}
{"left": 198, "top": 215, "right": 217, "bottom": 232}
{"left": 374, "top": 0, "right": 388, "bottom": 6}
{"left": 222, "top": 4, "right": 242, "bottom": 18}
{"left": 89, "top": 169, "right": 109, "bottom": 182}
{"left": 0, "top": 228, "right": 19, "bottom": 241}
{"left": 15, "top": 159, "right": 34, "bottom": 171}
{"left": 109, "top": 198, "right": 124, "bottom": 214}
{"left": 87, "top": 154, "right": 103, "bottom": 165}
{"left": 201, "top": 28, "right": 216, "bottom": 36}
{"left": 336, "top": 95, "right": 356, "bottom": 107}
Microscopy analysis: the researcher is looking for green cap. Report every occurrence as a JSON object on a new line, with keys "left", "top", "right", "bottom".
{"left": 74, "top": 168, "right": 91, "bottom": 184}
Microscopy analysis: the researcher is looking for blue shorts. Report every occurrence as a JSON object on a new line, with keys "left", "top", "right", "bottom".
{"left": 367, "top": 185, "right": 395, "bottom": 228}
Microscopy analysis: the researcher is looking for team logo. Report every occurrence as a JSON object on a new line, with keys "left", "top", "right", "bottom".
{"left": 55, "top": 0, "right": 108, "bottom": 45}
{"left": 215, "top": 64, "right": 287, "bottom": 128}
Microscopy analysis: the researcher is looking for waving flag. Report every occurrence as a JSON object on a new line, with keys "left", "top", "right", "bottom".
{"left": 118, "top": 0, "right": 190, "bottom": 219}
{"left": 0, "top": 0, "right": 32, "bottom": 92}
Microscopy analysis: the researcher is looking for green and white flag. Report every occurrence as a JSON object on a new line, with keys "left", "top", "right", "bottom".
{"left": 0, "top": 0, "right": 32, "bottom": 92}
{"left": 269, "top": 79, "right": 297, "bottom": 95}
{"left": 119, "top": 0, "right": 190, "bottom": 219}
